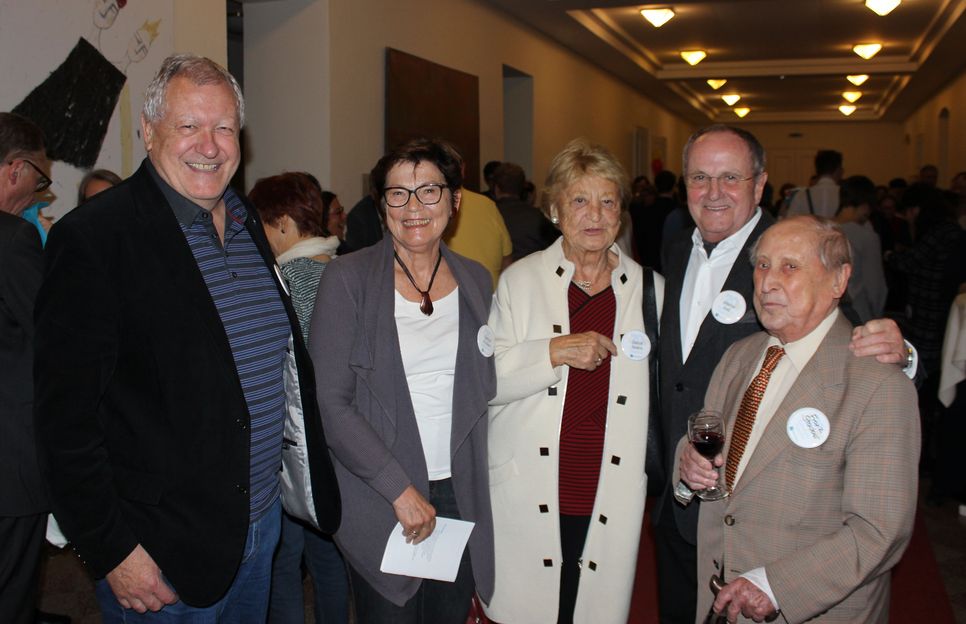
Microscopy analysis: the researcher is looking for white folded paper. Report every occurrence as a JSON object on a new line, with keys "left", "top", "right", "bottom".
{"left": 379, "top": 516, "right": 474, "bottom": 582}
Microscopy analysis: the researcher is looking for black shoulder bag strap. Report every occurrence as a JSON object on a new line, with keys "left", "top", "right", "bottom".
{"left": 642, "top": 267, "right": 665, "bottom": 496}
{"left": 805, "top": 188, "right": 815, "bottom": 215}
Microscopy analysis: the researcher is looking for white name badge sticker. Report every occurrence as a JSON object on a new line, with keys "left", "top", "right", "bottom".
{"left": 711, "top": 290, "right": 746, "bottom": 325}
{"left": 621, "top": 330, "right": 650, "bottom": 361}
{"left": 273, "top": 264, "right": 291, "bottom": 296}
{"left": 477, "top": 325, "right": 495, "bottom": 357}
{"left": 786, "top": 408, "right": 831, "bottom": 449}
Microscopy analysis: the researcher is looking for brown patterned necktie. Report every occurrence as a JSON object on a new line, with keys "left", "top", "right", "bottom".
{"left": 725, "top": 345, "right": 785, "bottom": 489}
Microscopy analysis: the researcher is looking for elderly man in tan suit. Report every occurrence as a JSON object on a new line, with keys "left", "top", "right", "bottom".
{"left": 677, "top": 216, "right": 919, "bottom": 623}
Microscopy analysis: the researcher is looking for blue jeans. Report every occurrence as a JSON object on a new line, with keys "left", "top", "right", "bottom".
{"left": 96, "top": 498, "right": 282, "bottom": 623}
{"left": 268, "top": 511, "right": 349, "bottom": 623}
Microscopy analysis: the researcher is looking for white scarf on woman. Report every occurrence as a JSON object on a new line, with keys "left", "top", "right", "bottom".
{"left": 276, "top": 235, "right": 340, "bottom": 264}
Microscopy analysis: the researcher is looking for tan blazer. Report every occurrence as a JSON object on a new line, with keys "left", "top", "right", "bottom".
{"left": 681, "top": 314, "right": 919, "bottom": 623}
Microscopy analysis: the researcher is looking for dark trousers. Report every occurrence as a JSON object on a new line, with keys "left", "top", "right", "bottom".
{"left": 349, "top": 479, "right": 474, "bottom": 624}
{"left": 654, "top": 502, "right": 697, "bottom": 624}
{"left": 557, "top": 514, "right": 590, "bottom": 624}
{"left": 0, "top": 513, "right": 46, "bottom": 624}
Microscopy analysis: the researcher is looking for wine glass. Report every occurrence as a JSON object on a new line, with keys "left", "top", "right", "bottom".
{"left": 688, "top": 410, "right": 729, "bottom": 501}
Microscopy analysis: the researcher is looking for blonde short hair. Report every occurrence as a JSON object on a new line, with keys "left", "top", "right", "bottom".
{"left": 542, "top": 138, "right": 628, "bottom": 219}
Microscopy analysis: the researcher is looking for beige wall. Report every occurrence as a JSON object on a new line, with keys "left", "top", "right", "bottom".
{"left": 244, "top": 0, "right": 332, "bottom": 188}
{"left": 245, "top": 0, "right": 694, "bottom": 202}
{"left": 173, "top": 0, "right": 226, "bottom": 65}
{"left": 903, "top": 69, "right": 966, "bottom": 185}
{"left": 739, "top": 122, "right": 906, "bottom": 189}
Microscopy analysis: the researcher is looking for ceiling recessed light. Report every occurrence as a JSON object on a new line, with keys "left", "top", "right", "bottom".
{"left": 706, "top": 79, "right": 727, "bottom": 90}
{"left": 842, "top": 91, "right": 862, "bottom": 103}
{"left": 680, "top": 50, "right": 707, "bottom": 66}
{"left": 847, "top": 74, "right": 869, "bottom": 86}
{"left": 866, "top": 0, "right": 900, "bottom": 16}
{"left": 641, "top": 8, "right": 675, "bottom": 28}
{"left": 853, "top": 43, "right": 882, "bottom": 60}
{"left": 734, "top": 107, "right": 750, "bottom": 118}
{"left": 721, "top": 94, "right": 741, "bottom": 106}
{"left": 839, "top": 104, "right": 857, "bottom": 116}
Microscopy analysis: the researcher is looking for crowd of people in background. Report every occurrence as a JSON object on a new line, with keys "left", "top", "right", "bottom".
{"left": 2, "top": 52, "right": 965, "bottom": 624}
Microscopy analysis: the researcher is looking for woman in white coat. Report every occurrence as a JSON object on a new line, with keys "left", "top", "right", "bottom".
{"left": 484, "top": 138, "right": 663, "bottom": 623}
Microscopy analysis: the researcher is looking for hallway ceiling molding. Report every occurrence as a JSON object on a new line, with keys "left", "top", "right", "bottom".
{"left": 483, "top": 0, "right": 966, "bottom": 124}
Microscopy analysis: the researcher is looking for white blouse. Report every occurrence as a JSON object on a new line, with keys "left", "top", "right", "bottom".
{"left": 395, "top": 287, "right": 459, "bottom": 480}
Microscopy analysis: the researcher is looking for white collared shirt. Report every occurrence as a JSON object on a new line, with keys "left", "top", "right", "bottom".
{"left": 679, "top": 208, "right": 763, "bottom": 361}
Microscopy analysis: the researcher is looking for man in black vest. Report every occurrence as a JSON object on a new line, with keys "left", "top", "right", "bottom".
{"left": 654, "top": 125, "right": 915, "bottom": 624}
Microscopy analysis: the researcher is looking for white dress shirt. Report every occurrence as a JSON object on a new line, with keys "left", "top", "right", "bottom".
{"left": 786, "top": 176, "right": 839, "bottom": 218}
{"left": 736, "top": 308, "right": 840, "bottom": 610}
{"left": 679, "top": 208, "right": 763, "bottom": 361}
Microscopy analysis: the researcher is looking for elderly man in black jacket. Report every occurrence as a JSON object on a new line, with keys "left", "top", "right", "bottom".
{"left": 34, "top": 55, "right": 339, "bottom": 622}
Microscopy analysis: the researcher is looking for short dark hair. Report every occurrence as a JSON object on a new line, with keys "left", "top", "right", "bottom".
{"left": 492, "top": 162, "right": 526, "bottom": 197}
{"left": 654, "top": 169, "right": 677, "bottom": 193}
{"left": 370, "top": 138, "right": 463, "bottom": 218}
{"left": 682, "top": 124, "right": 766, "bottom": 178}
{"left": 888, "top": 177, "right": 907, "bottom": 190}
{"left": 0, "top": 112, "right": 45, "bottom": 163}
{"left": 814, "top": 150, "right": 843, "bottom": 177}
{"left": 838, "top": 175, "right": 875, "bottom": 213}
{"left": 483, "top": 160, "right": 502, "bottom": 182}
{"left": 249, "top": 172, "right": 329, "bottom": 238}
{"left": 78, "top": 168, "right": 123, "bottom": 204}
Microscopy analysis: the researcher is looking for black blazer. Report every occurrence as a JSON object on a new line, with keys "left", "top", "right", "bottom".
{"left": 0, "top": 212, "right": 48, "bottom": 516}
{"left": 654, "top": 213, "right": 773, "bottom": 544}
{"left": 33, "top": 162, "right": 340, "bottom": 606}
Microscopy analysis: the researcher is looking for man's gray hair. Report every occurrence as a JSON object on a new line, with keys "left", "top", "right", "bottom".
{"left": 142, "top": 54, "right": 245, "bottom": 127}
{"left": 749, "top": 215, "right": 852, "bottom": 272}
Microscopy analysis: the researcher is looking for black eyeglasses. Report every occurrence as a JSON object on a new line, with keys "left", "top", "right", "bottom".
{"left": 12, "top": 159, "right": 52, "bottom": 193}
{"left": 382, "top": 183, "right": 446, "bottom": 208}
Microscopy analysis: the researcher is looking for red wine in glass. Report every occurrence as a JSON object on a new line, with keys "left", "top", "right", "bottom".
{"left": 687, "top": 410, "right": 730, "bottom": 501}
{"left": 692, "top": 430, "right": 724, "bottom": 459}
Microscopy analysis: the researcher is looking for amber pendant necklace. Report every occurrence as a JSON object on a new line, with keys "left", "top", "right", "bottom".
{"left": 394, "top": 250, "right": 443, "bottom": 316}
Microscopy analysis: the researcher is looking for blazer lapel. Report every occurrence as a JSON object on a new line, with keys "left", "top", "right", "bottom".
{"left": 445, "top": 244, "right": 491, "bottom": 454}
{"left": 661, "top": 236, "right": 690, "bottom": 367}
{"left": 731, "top": 315, "right": 850, "bottom": 491}
{"left": 130, "top": 164, "right": 239, "bottom": 378}
{"left": 350, "top": 238, "right": 401, "bottom": 430}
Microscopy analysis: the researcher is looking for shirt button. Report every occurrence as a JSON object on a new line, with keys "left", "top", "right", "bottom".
{"left": 675, "top": 383, "right": 685, "bottom": 392}
{"left": 236, "top": 484, "right": 248, "bottom": 495}
{"left": 231, "top": 271, "right": 238, "bottom": 279}
{"left": 724, "top": 514, "right": 735, "bottom": 526}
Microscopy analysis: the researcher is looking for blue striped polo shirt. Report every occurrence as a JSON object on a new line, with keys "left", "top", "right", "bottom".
{"left": 149, "top": 162, "right": 290, "bottom": 522}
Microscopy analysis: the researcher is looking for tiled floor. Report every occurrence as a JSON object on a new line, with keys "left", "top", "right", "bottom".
{"left": 38, "top": 483, "right": 966, "bottom": 623}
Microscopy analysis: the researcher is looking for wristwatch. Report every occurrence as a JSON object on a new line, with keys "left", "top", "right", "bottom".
{"left": 673, "top": 480, "right": 695, "bottom": 505}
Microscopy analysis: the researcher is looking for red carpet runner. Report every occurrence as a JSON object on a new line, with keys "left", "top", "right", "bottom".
{"left": 628, "top": 507, "right": 954, "bottom": 623}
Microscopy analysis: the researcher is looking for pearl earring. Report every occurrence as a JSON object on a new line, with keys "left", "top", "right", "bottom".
{"left": 551, "top": 214, "right": 559, "bottom": 224}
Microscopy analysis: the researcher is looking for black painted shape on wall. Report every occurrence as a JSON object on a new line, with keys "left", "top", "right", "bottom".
{"left": 13, "top": 37, "right": 126, "bottom": 169}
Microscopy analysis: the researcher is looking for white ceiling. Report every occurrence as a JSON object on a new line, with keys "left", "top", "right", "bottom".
{"left": 481, "top": 0, "right": 966, "bottom": 124}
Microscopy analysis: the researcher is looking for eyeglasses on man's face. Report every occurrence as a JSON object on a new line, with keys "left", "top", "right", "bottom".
{"left": 383, "top": 183, "right": 447, "bottom": 208}
{"left": 10, "top": 159, "right": 53, "bottom": 193}
{"left": 684, "top": 172, "right": 754, "bottom": 190}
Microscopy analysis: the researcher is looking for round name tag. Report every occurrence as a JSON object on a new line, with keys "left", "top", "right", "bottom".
{"left": 477, "top": 324, "right": 495, "bottom": 357}
{"left": 621, "top": 330, "right": 650, "bottom": 361}
{"left": 711, "top": 290, "right": 746, "bottom": 325}
{"left": 786, "top": 408, "right": 831, "bottom": 448}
